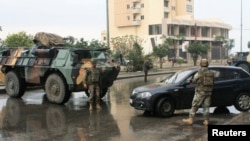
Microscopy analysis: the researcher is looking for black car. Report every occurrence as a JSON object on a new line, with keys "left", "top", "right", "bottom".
{"left": 129, "top": 66, "right": 250, "bottom": 117}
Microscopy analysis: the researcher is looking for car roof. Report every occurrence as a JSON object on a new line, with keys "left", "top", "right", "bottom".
{"left": 180, "top": 65, "right": 245, "bottom": 72}
{"left": 209, "top": 65, "right": 244, "bottom": 70}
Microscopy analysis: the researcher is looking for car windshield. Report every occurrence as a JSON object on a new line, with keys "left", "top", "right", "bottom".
{"left": 165, "top": 69, "right": 193, "bottom": 84}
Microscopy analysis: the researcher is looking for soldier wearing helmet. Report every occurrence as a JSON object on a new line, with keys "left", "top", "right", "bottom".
{"left": 83, "top": 58, "right": 102, "bottom": 111}
{"left": 183, "top": 58, "right": 214, "bottom": 126}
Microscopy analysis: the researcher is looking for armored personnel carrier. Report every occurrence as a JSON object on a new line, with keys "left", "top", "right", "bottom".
{"left": 227, "top": 42, "right": 250, "bottom": 73}
{"left": 227, "top": 52, "right": 250, "bottom": 73}
{"left": 0, "top": 32, "right": 120, "bottom": 104}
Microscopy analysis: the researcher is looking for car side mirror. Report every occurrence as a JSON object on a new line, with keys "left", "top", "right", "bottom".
{"left": 183, "top": 80, "right": 192, "bottom": 86}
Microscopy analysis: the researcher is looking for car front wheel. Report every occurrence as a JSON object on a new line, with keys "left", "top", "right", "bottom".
{"left": 234, "top": 92, "right": 250, "bottom": 111}
{"left": 156, "top": 97, "right": 175, "bottom": 117}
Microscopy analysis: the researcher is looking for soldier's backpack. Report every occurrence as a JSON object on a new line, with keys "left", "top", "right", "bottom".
{"left": 90, "top": 69, "right": 100, "bottom": 83}
{"left": 202, "top": 70, "right": 214, "bottom": 86}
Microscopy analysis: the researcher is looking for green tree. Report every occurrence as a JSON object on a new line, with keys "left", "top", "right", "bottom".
{"left": 64, "top": 36, "right": 76, "bottom": 47}
{"left": 153, "top": 43, "right": 169, "bottom": 69}
{"left": 64, "top": 36, "right": 105, "bottom": 49}
{"left": 88, "top": 39, "right": 107, "bottom": 49}
{"left": 161, "top": 35, "right": 185, "bottom": 67}
{"left": 4, "top": 31, "right": 34, "bottom": 47}
{"left": 127, "top": 42, "right": 144, "bottom": 71}
{"left": 187, "top": 41, "right": 210, "bottom": 66}
{"left": 110, "top": 35, "right": 143, "bottom": 60}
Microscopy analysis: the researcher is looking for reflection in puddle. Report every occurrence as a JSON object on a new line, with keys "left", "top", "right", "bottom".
{"left": 0, "top": 97, "right": 120, "bottom": 141}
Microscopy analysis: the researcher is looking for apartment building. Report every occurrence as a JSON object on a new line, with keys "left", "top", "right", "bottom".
{"left": 103, "top": 0, "right": 232, "bottom": 60}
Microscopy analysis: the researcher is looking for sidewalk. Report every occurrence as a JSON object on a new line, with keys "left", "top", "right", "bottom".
{"left": 117, "top": 62, "right": 194, "bottom": 79}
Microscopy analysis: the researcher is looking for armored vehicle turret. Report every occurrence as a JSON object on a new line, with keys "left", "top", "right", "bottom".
{"left": 0, "top": 33, "right": 120, "bottom": 104}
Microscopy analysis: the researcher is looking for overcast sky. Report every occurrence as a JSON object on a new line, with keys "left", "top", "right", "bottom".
{"left": 0, "top": 0, "right": 249, "bottom": 53}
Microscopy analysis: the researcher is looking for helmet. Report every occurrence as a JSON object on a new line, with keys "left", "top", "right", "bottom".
{"left": 90, "top": 58, "right": 97, "bottom": 64}
{"left": 200, "top": 58, "right": 209, "bottom": 67}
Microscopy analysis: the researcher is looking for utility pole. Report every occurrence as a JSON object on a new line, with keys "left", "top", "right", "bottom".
{"left": 240, "top": 0, "right": 242, "bottom": 52}
{"left": 106, "top": 0, "right": 110, "bottom": 48}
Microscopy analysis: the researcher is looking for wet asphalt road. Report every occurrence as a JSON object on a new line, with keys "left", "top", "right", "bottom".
{"left": 0, "top": 74, "right": 249, "bottom": 141}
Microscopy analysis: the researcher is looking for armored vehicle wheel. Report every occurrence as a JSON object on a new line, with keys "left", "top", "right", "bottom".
{"left": 5, "top": 71, "right": 26, "bottom": 98}
{"left": 45, "top": 74, "right": 70, "bottom": 104}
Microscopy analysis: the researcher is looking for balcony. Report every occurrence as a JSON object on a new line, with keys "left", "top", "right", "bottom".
{"left": 132, "top": 8, "right": 141, "bottom": 14}
{"left": 164, "top": 7, "right": 169, "bottom": 12}
{"left": 133, "top": 0, "right": 141, "bottom": 3}
{"left": 132, "top": 20, "right": 141, "bottom": 26}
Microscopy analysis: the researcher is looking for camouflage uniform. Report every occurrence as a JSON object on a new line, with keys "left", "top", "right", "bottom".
{"left": 183, "top": 58, "right": 214, "bottom": 126}
{"left": 189, "top": 67, "right": 213, "bottom": 120}
{"left": 84, "top": 59, "right": 101, "bottom": 110}
{"left": 143, "top": 59, "right": 151, "bottom": 82}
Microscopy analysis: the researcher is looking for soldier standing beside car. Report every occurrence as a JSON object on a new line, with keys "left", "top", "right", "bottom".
{"left": 83, "top": 59, "right": 102, "bottom": 111}
{"left": 143, "top": 59, "right": 152, "bottom": 82}
{"left": 182, "top": 58, "right": 214, "bottom": 126}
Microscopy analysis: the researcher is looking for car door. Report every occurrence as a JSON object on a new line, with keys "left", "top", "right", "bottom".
{"left": 177, "top": 72, "right": 196, "bottom": 109}
{"left": 210, "top": 68, "right": 240, "bottom": 106}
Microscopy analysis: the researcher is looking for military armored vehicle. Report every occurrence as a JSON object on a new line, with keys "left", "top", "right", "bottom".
{"left": 0, "top": 32, "right": 120, "bottom": 104}
{"left": 228, "top": 41, "right": 250, "bottom": 73}
{"left": 227, "top": 52, "right": 250, "bottom": 73}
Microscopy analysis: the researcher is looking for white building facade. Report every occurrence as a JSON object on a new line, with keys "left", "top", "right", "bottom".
{"left": 103, "top": 0, "right": 232, "bottom": 60}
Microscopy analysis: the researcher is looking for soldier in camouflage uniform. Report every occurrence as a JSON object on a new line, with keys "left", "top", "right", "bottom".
{"left": 83, "top": 59, "right": 102, "bottom": 111}
{"left": 183, "top": 58, "right": 214, "bottom": 126}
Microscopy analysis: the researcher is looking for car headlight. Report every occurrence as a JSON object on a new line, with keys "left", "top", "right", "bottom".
{"left": 136, "top": 92, "right": 152, "bottom": 99}
{"left": 132, "top": 89, "right": 137, "bottom": 95}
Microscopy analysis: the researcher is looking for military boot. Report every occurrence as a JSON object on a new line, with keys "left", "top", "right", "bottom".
{"left": 182, "top": 118, "right": 193, "bottom": 125}
{"left": 203, "top": 120, "right": 209, "bottom": 126}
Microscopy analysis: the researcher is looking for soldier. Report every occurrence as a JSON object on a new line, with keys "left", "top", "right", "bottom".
{"left": 182, "top": 58, "right": 214, "bottom": 126}
{"left": 83, "top": 59, "right": 102, "bottom": 111}
{"left": 143, "top": 59, "right": 151, "bottom": 82}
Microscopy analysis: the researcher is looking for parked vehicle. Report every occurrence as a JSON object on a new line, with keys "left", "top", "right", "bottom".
{"left": 130, "top": 66, "right": 250, "bottom": 117}
{"left": 227, "top": 51, "right": 250, "bottom": 73}
{"left": 0, "top": 33, "right": 120, "bottom": 105}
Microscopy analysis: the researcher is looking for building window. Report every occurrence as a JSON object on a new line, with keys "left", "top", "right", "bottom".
{"left": 164, "top": 12, "right": 169, "bottom": 18}
{"left": 202, "top": 27, "right": 209, "bottom": 37}
{"left": 172, "top": 6, "right": 175, "bottom": 11}
{"left": 127, "top": 4, "right": 130, "bottom": 9}
{"left": 164, "top": 0, "right": 169, "bottom": 7}
{"left": 186, "top": 5, "right": 192, "bottom": 12}
{"left": 141, "top": 15, "right": 144, "bottom": 20}
{"left": 127, "top": 16, "right": 130, "bottom": 20}
{"left": 149, "top": 24, "right": 162, "bottom": 35}
{"left": 179, "top": 26, "right": 186, "bottom": 36}
{"left": 167, "top": 24, "right": 175, "bottom": 36}
{"left": 191, "top": 26, "right": 195, "bottom": 37}
{"left": 103, "top": 37, "right": 106, "bottom": 41}
{"left": 141, "top": 3, "right": 144, "bottom": 8}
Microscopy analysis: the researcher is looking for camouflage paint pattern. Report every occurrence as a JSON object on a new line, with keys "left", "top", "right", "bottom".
{"left": 0, "top": 46, "right": 120, "bottom": 93}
